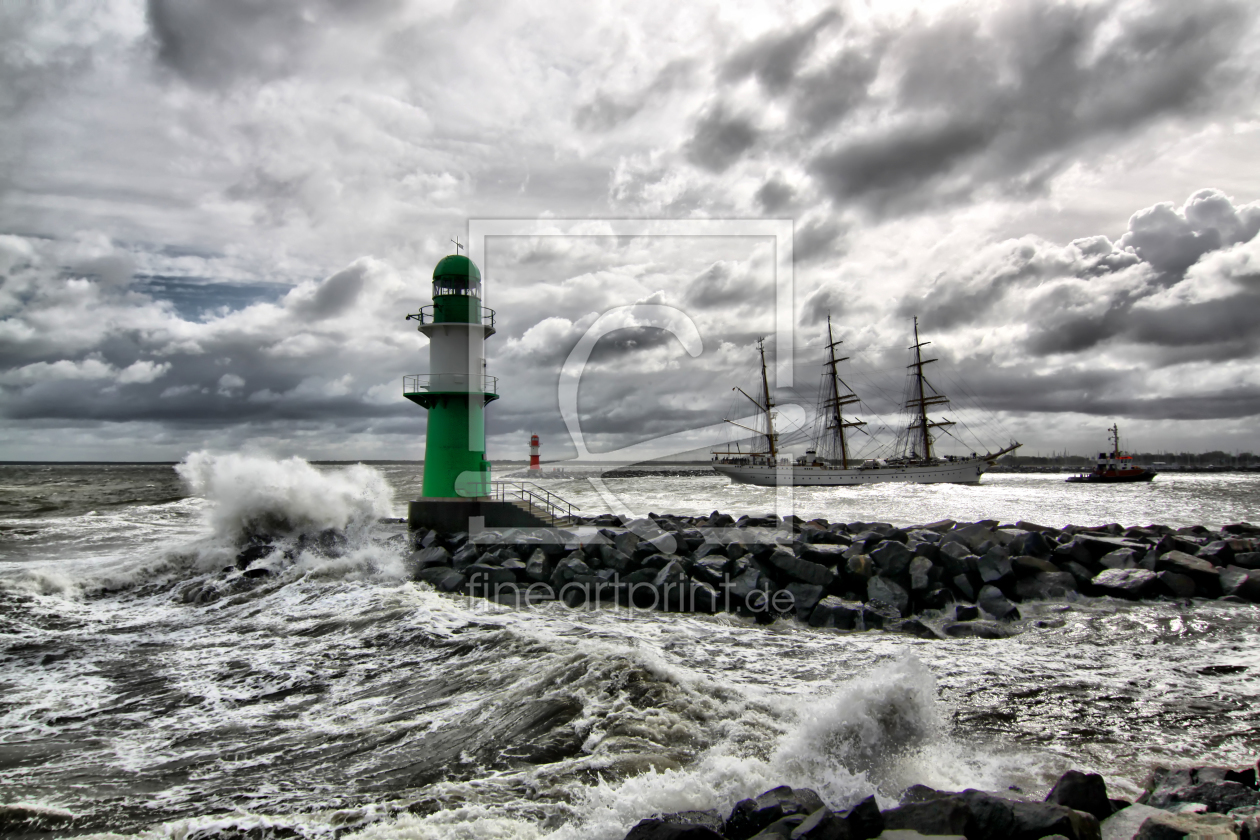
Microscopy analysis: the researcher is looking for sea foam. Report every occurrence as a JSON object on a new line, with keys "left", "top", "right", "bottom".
{"left": 176, "top": 451, "right": 392, "bottom": 543}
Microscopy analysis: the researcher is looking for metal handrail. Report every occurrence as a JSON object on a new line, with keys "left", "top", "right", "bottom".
{"left": 403, "top": 374, "right": 498, "bottom": 395}
{"left": 405, "top": 305, "right": 496, "bottom": 329}
{"left": 488, "top": 480, "right": 579, "bottom": 521}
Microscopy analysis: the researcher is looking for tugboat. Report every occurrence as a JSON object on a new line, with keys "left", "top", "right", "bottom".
{"left": 1066, "top": 424, "right": 1157, "bottom": 483}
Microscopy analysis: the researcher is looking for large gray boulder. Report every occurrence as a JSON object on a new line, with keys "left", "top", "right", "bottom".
{"left": 724, "top": 786, "right": 825, "bottom": 840}
{"left": 1045, "top": 770, "right": 1114, "bottom": 822}
{"left": 1091, "top": 568, "right": 1157, "bottom": 599}
{"left": 1220, "top": 566, "right": 1260, "bottom": 602}
{"left": 765, "top": 547, "right": 835, "bottom": 586}
{"left": 882, "top": 789, "right": 1100, "bottom": 840}
{"left": 871, "top": 541, "right": 916, "bottom": 577}
{"left": 978, "top": 584, "right": 1019, "bottom": 620}
{"left": 1155, "top": 550, "right": 1221, "bottom": 596}
{"left": 808, "top": 596, "right": 864, "bottom": 629}
{"left": 784, "top": 582, "right": 826, "bottom": 617}
{"left": 867, "top": 575, "right": 910, "bottom": 615}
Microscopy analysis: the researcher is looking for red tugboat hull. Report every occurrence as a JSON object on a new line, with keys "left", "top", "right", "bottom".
{"left": 1067, "top": 423, "right": 1157, "bottom": 484}
{"left": 1066, "top": 470, "right": 1157, "bottom": 483}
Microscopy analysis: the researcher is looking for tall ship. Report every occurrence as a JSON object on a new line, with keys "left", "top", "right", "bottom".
{"left": 711, "top": 318, "right": 1020, "bottom": 486}
{"left": 1065, "top": 424, "right": 1157, "bottom": 483}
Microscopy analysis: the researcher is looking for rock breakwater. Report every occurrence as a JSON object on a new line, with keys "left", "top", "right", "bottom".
{"left": 620, "top": 761, "right": 1260, "bottom": 840}
{"left": 395, "top": 513, "right": 1260, "bottom": 632}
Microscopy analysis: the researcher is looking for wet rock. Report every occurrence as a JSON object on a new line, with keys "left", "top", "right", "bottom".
{"left": 1140, "top": 765, "right": 1260, "bottom": 813}
{"left": 909, "top": 557, "right": 934, "bottom": 591}
{"left": 1091, "top": 568, "right": 1158, "bottom": 599}
{"left": 1012, "top": 555, "right": 1061, "bottom": 577}
{"left": 1232, "top": 552, "right": 1260, "bottom": 570}
{"left": 411, "top": 545, "right": 452, "bottom": 574}
{"left": 1220, "top": 566, "right": 1260, "bottom": 602}
{"left": 954, "top": 603, "right": 980, "bottom": 621}
{"left": 1015, "top": 572, "right": 1076, "bottom": 602}
{"left": 765, "top": 548, "right": 835, "bottom": 586}
{"left": 242, "top": 567, "right": 272, "bottom": 579}
{"left": 1155, "top": 571, "right": 1196, "bottom": 598}
{"left": 861, "top": 601, "right": 901, "bottom": 629}
{"left": 893, "top": 618, "right": 940, "bottom": 639}
{"left": 846, "top": 554, "right": 876, "bottom": 582}
{"left": 1010, "top": 530, "right": 1054, "bottom": 558}
{"left": 881, "top": 796, "right": 970, "bottom": 836}
{"left": 1100, "top": 803, "right": 1235, "bottom": 840}
{"left": 1153, "top": 534, "right": 1206, "bottom": 557}
{"left": 1197, "top": 541, "right": 1236, "bottom": 566}
{"left": 624, "top": 811, "right": 726, "bottom": 839}
{"left": 975, "top": 552, "right": 1013, "bottom": 585}
{"left": 784, "top": 582, "right": 826, "bottom": 617}
{"left": 551, "top": 555, "right": 595, "bottom": 589}
{"left": 867, "top": 576, "right": 910, "bottom": 615}
{"left": 1154, "top": 551, "right": 1221, "bottom": 596}
{"left": 841, "top": 795, "right": 885, "bottom": 839}
{"left": 945, "top": 523, "right": 996, "bottom": 552}
{"left": 1099, "top": 549, "right": 1141, "bottom": 570}
{"left": 937, "top": 541, "right": 976, "bottom": 576}
{"left": 918, "top": 587, "right": 955, "bottom": 610}
{"left": 1046, "top": 770, "right": 1114, "bottom": 822}
{"left": 448, "top": 543, "right": 480, "bottom": 572}
{"left": 725, "top": 786, "right": 826, "bottom": 840}
{"left": 808, "top": 596, "right": 864, "bottom": 629}
{"left": 690, "top": 556, "right": 731, "bottom": 588}
{"left": 952, "top": 573, "right": 977, "bottom": 601}
{"left": 525, "top": 548, "right": 555, "bottom": 582}
{"left": 978, "top": 584, "right": 1019, "bottom": 620}
{"left": 871, "top": 541, "right": 916, "bottom": 577}
{"left": 799, "top": 543, "right": 849, "bottom": 565}
{"left": 1054, "top": 538, "right": 1095, "bottom": 566}
{"left": 941, "top": 620, "right": 1016, "bottom": 639}
{"left": 416, "top": 566, "right": 465, "bottom": 592}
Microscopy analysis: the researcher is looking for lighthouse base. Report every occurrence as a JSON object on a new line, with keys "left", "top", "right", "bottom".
{"left": 407, "top": 498, "right": 559, "bottom": 533}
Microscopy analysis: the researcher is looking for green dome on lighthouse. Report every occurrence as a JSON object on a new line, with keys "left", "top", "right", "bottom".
{"left": 432, "top": 254, "right": 481, "bottom": 288}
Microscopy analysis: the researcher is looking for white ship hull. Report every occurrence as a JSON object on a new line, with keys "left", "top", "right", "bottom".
{"left": 713, "top": 459, "right": 987, "bottom": 486}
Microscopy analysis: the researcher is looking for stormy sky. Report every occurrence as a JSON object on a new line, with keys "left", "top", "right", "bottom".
{"left": 2, "top": 0, "right": 1259, "bottom": 462}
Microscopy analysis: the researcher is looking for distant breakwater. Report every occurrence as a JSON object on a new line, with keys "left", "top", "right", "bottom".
{"left": 391, "top": 512, "right": 1260, "bottom": 635}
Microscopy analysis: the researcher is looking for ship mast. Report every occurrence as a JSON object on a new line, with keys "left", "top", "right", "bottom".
{"left": 906, "top": 317, "right": 953, "bottom": 461}
{"left": 717, "top": 337, "right": 779, "bottom": 462}
{"left": 822, "top": 315, "right": 865, "bottom": 468}
{"left": 757, "top": 338, "right": 777, "bottom": 459}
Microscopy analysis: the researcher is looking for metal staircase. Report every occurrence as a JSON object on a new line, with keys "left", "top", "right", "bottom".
{"left": 487, "top": 481, "right": 578, "bottom": 527}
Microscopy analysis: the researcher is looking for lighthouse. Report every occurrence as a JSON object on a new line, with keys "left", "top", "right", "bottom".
{"left": 529, "top": 434, "right": 540, "bottom": 471}
{"left": 404, "top": 252, "right": 497, "bottom": 500}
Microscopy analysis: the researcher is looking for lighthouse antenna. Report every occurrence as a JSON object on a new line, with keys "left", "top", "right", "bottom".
{"left": 451, "top": 236, "right": 464, "bottom": 254}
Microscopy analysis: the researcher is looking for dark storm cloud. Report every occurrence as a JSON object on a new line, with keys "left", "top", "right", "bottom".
{"left": 795, "top": 216, "right": 846, "bottom": 262}
{"left": 683, "top": 260, "right": 771, "bottom": 309}
{"left": 292, "top": 263, "right": 366, "bottom": 320}
{"left": 694, "top": 0, "right": 1255, "bottom": 213}
{"left": 900, "top": 189, "right": 1260, "bottom": 360}
{"left": 754, "top": 177, "right": 795, "bottom": 213}
{"left": 683, "top": 103, "right": 759, "bottom": 173}
{"left": 877, "top": 189, "right": 1260, "bottom": 421}
{"left": 721, "top": 9, "right": 840, "bottom": 93}
{"left": 147, "top": 0, "right": 401, "bottom": 87}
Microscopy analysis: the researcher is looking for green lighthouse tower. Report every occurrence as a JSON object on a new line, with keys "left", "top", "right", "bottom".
{"left": 404, "top": 253, "right": 498, "bottom": 499}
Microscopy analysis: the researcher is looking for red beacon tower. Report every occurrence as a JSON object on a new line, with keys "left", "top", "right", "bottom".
{"left": 529, "top": 434, "right": 540, "bottom": 471}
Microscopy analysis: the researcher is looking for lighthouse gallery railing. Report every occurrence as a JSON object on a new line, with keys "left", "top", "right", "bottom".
{"left": 403, "top": 374, "right": 499, "bottom": 395}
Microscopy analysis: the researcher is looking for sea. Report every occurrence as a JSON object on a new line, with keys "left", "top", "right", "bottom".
{"left": 2, "top": 455, "right": 1258, "bottom": 839}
